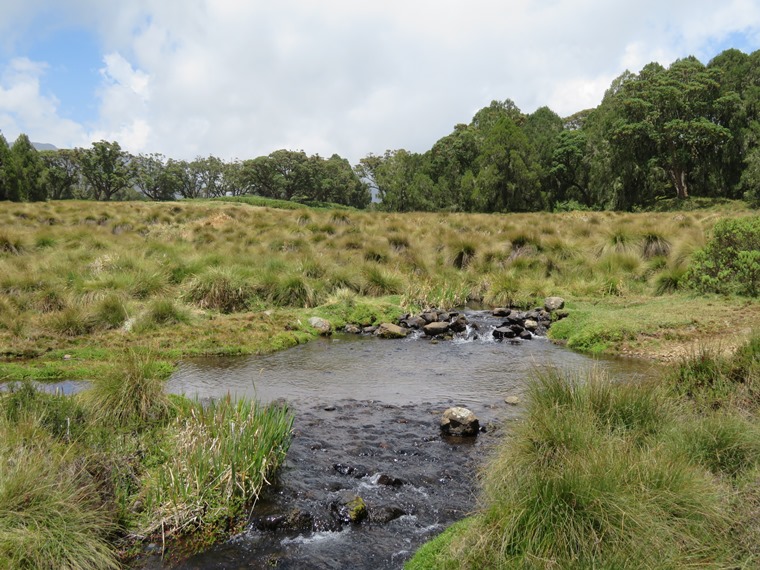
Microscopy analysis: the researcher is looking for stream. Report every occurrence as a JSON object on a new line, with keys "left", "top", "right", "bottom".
{"left": 139, "top": 311, "right": 658, "bottom": 569}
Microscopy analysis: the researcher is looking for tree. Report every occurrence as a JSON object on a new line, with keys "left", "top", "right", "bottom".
{"left": 9, "top": 134, "right": 47, "bottom": 201}
{"left": 133, "top": 153, "right": 181, "bottom": 201}
{"left": 610, "top": 58, "right": 733, "bottom": 200}
{"left": 361, "top": 149, "right": 432, "bottom": 212}
{"left": 40, "top": 149, "right": 80, "bottom": 200}
{"left": 0, "top": 133, "right": 10, "bottom": 201}
{"left": 76, "top": 141, "right": 133, "bottom": 201}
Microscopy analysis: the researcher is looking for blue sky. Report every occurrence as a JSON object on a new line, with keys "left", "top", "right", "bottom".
{"left": 1, "top": 1, "right": 759, "bottom": 164}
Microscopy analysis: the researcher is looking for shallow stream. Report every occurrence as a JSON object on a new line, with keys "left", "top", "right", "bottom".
{"left": 140, "top": 311, "right": 658, "bottom": 569}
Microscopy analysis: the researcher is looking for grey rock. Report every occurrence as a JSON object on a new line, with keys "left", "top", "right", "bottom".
{"left": 544, "top": 296, "right": 565, "bottom": 312}
{"left": 440, "top": 406, "right": 479, "bottom": 437}
{"left": 423, "top": 321, "right": 450, "bottom": 336}
{"left": 376, "top": 323, "right": 409, "bottom": 338}
{"left": 308, "top": 316, "right": 332, "bottom": 335}
{"left": 524, "top": 319, "right": 538, "bottom": 331}
{"left": 492, "top": 307, "right": 511, "bottom": 317}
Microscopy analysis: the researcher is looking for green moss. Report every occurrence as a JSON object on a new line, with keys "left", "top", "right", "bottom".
{"left": 405, "top": 518, "right": 473, "bottom": 569}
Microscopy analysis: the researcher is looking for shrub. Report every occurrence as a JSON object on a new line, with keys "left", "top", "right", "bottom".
{"left": 686, "top": 216, "right": 760, "bottom": 296}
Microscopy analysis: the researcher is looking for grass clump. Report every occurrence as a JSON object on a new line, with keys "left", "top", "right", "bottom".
{"left": 410, "top": 368, "right": 740, "bottom": 569}
{"left": 141, "top": 396, "right": 292, "bottom": 542}
{"left": 185, "top": 268, "right": 253, "bottom": 313}
{"left": 81, "top": 350, "right": 173, "bottom": 427}
{"left": 0, "top": 445, "right": 120, "bottom": 570}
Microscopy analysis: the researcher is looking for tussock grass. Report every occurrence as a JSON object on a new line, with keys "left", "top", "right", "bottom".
{"left": 410, "top": 367, "right": 754, "bottom": 569}
{"left": 141, "top": 396, "right": 292, "bottom": 541}
{"left": 184, "top": 268, "right": 253, "bottom": 313}
{"left": 81, "top": 349, "right": 172, "bottom": 427}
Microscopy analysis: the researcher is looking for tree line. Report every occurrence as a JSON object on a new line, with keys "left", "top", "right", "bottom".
{"left": 2, "top": 48, "right": 760, "bottom": 211}
{"left": 0, "top": 140, "right": 371, "bottom": 208}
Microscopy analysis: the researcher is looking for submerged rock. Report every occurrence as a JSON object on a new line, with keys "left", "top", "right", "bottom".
{"left": 332, "top": 495, "right": 368, "bottom": 524}
{"left": 440, "top": 407, "right": 479, "bottom": 437}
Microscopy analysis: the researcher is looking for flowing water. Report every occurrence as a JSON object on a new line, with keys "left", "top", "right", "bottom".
{"left": 139, "top": 311, "right": 658, "bottom": 569}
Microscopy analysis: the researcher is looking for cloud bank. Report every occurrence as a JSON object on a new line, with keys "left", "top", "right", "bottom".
{"left": 0, "top": 0, "right": 759, "bottom": 163}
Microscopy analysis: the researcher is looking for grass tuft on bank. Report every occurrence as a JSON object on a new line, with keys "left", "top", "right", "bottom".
{"left": 407, "top": 333, "right": 760, "bottom": 569}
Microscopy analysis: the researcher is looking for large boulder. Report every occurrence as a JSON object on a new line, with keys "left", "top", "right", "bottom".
{"left": 376, "top": 323, "right": 409, "bottom": 338}
{"left": 423, "top": 321, "right": 450, "bottom": 336}
{"left": 544, "top": 296, "right": 565, "bottom": 312}
{"left": 308, "top": 316, "right": 332, "bottom": 335}
{"left": 440, "top": 407, "right": 479, "bottom": 436}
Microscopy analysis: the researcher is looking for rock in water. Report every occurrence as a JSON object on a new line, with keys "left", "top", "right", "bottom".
{"left": 376, "top": 323, "right": 409, "bottom": 338}
{"left": 423, "top": 321, "right": 450, "bottom": 336}
{"left": 308, "top": 317, "right": 332, "bottom": 335}
{"left": 440, "top": 407, "right": 479, "bottom": 436}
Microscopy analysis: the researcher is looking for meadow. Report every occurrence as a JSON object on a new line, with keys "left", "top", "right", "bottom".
{"left": 0, "top": 197, "right": 758, "bottom": 567}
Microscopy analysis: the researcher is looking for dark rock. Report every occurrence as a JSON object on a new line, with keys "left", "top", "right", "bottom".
{"left": 493, "top": 326, "right": 516, "bottom": 340}
{"left": 401, "top": 315, "right": 426, "bottom": 329}
{"left": 492, "top": 307, "right": 511, "bottom": 317}
{"left": 375, "top": 473, "right": 404, "bottom": 487}
{"left": 519, "top": 330, "right": 533, "bottom": 340}
{"left": 420, "top": 311, "right": 438, "bottom": 323}
{"left": 440, "top": 407, "right": 479, "bottom": 437}
{"left": 376, "top": 323, "right": 408, "bottom": 338}
{"left": 449, "top": 315, "right": 468, "bottom": 333}
{"left": 363, "top": 325, "right": 378, "bottom": 334}
{"left": 344, "top": 324, "right": 361, "bottom": 334}
{"left": 251, "top": 510, "right": 314, "bottom": 532}
{"left": 510, "top": 324, "right": 524, "bottom": 334}
{"left": 437, "top": 312, "right": 451, "bottom": 322}
{"left": 423, "top": 321, "right": 450, "bottom": 336}
{"left": 555, "top": 309, "right": 569, "bottom": 320}
{"left": 370, "top": 505, "right": 407, "bottom": 524}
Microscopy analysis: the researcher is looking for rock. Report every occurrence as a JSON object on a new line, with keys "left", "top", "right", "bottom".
{"left": 251, "top": 509, "right": 314, "bottom": 532}
{"left": 440, "top": 406, "right": 479, "bottom": 437}
{"left": 492, "top": 307, "right": 511, "bottom": 317}
{"left": 493, "top": 326, "right": 516, "bottom": 340}
{"left": 524, "top": 319, "right": 538, "bottom": 331}
{"left": 375, "top": 473, "right": 404, "bottom": 487}
{"left": 370, "top": 505, "right": 406, "bottom": 524}
{"left": 401, "top": 315, "right": 426, "bottom": 329}
{"left": 423, "top": 321, "right": 450, "bottom": 336}
{"left": 505, "top": 396, "right": 520, "bottom": 405}
{"left": 555, "top": 309, "right": 569, "bottom": 320}
{"left": 519, "top": 330, "right": 533, "bottom": 340}
{"left": 363, "top": 325, "right": 378, "bottom": 334}
{"left": 437, "top": 311, "right": 451, "bottom": 322}
{"left": 308, "top": 317, "right": 332, "bottom": 335}
{"left": 420, "top": 311, "right": 438, "bottom": 323}
{"left": 376, "top": 323, "right": 409, "bottom": 338}
{"left": 545, "top": 296, "right": 565, "bottom": 312}
{"left": 332, "top": 495, "right": 368, "bottom": 524}
{"left": 449, "top": 315, "right": 469, "bottom": 333}
{"left": 62, "top": 354, "right": 72, "bottom": 360}
{"left": 344, "top": 324, "right": 361, "bottom": 334}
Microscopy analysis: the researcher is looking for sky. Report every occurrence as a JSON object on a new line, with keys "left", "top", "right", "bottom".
{"left": 1, "top": 1, "right": 759, "bottom": 165}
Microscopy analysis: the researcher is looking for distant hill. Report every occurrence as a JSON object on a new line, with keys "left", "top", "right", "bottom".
{"left": 32, "top": 142, "right": 57, "bottom": 151}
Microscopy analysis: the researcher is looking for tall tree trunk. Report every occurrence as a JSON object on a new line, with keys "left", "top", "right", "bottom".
{"left": 668, "top": 168, "right": 689, "bottom": 199}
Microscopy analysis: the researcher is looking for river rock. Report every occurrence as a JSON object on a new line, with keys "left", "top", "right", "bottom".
{"left": 375, "top": 473, "right": 404, "bottom": 487}
{"left": 519, "top": 330, "right": 533, "bottom": 340}
{"left": 376, "top": 323, "right": 408, "bottom": 338}
{"left": 492, "top": 307, "right": 511, "bottom": 317}
{"left": 401, "top": 315, "right": 426, "bottom": 329}
{"left": 524, "top": 319, "right": 538, "bottom": 331}
{"left": 344, "top": 324, "right": 361, "bottom": 334}
{"left": 332, "top": 495, "right": 368, "bottom": 524}
{"left": 440, "top": 406, "right": 479, "bottom": 436}
{"left": 370, "top": 505, "right": 407, "bottom": 524}
{"left": 449, "top": 314, "right": 468, "bottom": 333}
{"left": 420, "top": 311, "right": 438, "bottom": 323}
{"left": 493, "top": 326, "right": 516, "bottom": 340}
{"left": 308, "top": 317, "right": 332, "bottom": 335}
{"left": 423, "top": 321, "right": 450, "bottom": 336}
{"left": 505, "top": 396, "right": 520, "bottom": 405}
{"left": 544, "top": 296, "right": 565, "bottom": 312}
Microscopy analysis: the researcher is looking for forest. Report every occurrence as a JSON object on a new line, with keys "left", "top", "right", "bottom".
{"left": 2, "top": 48, "right": 760, "bottom": 212}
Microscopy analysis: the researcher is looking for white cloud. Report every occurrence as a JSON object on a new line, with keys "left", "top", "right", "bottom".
{"left": 1, "top": 0, "right": 759, "bottom": 161}
{"left": 0, "top": 57, "right": 86, "bottom": 146}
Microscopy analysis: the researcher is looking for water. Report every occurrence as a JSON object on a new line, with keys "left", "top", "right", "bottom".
{"left": 143, "top": 312, "right": 659, "bottom": 569}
